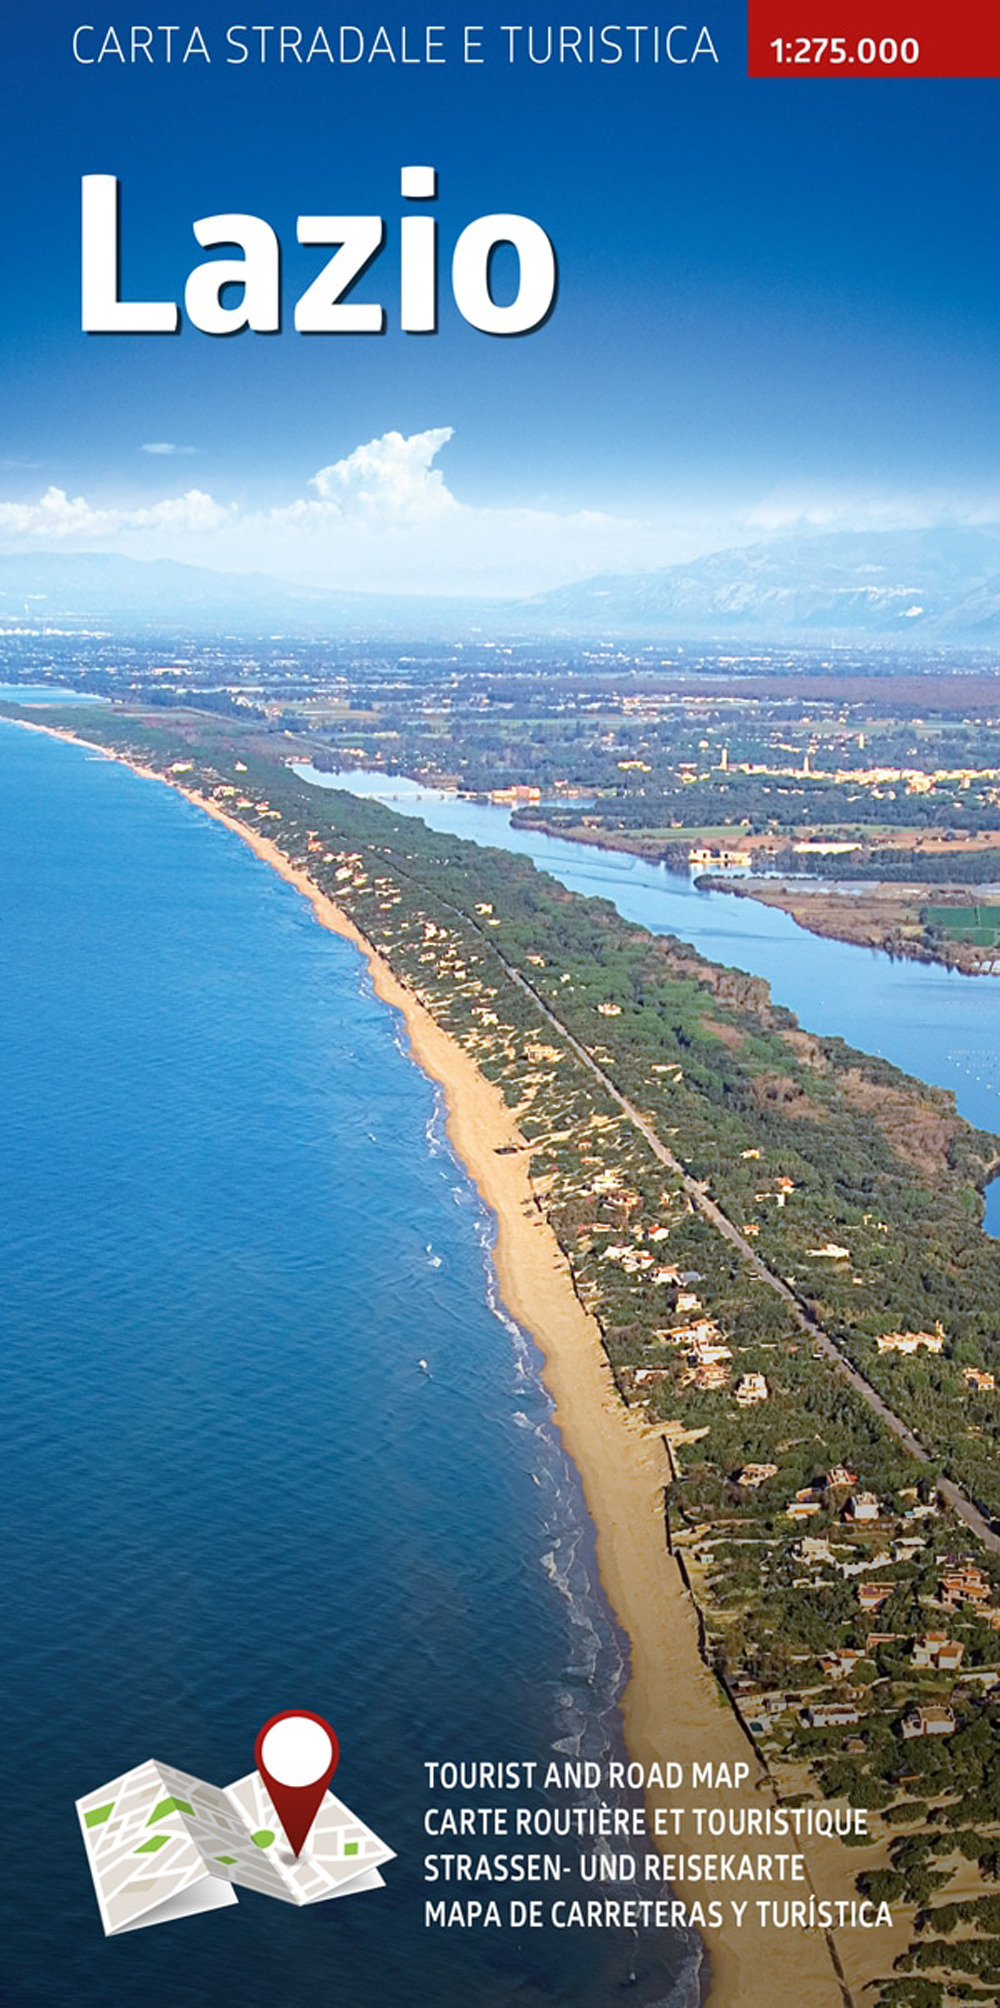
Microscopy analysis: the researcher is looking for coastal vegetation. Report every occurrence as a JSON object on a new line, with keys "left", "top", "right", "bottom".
{"left": 11, "top": 692, "right": 1000, "bottom": 2004}
{"left": 10, "top": 633, "right": 1000, "bottom": 974}
{"left": 696, "top": 877, "right": 1000, "bottom": 976}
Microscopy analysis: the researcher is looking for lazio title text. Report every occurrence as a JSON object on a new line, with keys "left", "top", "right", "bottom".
{"left": 81, "top": 170, "right": 558, "bottom": 336}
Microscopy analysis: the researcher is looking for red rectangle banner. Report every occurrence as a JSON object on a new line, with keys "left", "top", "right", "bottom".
{"left": 748, "top": 0, "right": 1000, "bottom": 77}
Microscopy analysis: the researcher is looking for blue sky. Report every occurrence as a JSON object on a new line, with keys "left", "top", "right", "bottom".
{"left": 2, "top": 3, "right": 999, "bottom": 592}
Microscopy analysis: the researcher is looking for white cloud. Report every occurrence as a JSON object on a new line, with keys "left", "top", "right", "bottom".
{"left": 308, "top": 427, "right": 457, "bottom": 526}
{"left": 0, "top": 433, "right": 652, "bottom": 592}
{"left": 0, "top": 485, "right": 233, "bottom": 542}
{"left": 743, "top": 485, "right": 1000, "bottom": 537}
{"left": 248, "top": 429, "right": 648, "bottom": 590}
{"left": 142, "top": 441, "right": 199, "bottom": 457}
{"left": 0, "top": 435, "right": 996, "bottom": 595}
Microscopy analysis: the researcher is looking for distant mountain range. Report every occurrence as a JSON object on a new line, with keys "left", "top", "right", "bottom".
{"left": 0, "top": 553, "right": 445, "bottom": 633}
{"left": 5, "top": 528, "right": 1000, "bottom": 643}
{"left": 524, "top": 528, "right": 1000, "bottom": 639}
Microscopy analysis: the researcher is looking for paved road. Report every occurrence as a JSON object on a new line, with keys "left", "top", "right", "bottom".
{"left": 499, "top": 954, "right": 1000, "bottom": 1557}
{"left": 359, "top": 843, "right": 1000, "bottom": 1558}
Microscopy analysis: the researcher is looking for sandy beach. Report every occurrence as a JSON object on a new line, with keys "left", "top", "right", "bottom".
{"left": 9, "top": 718, "right": 900, "bottom": 2007}
{"left": 178, "top": 792, "right": 867, "bottom": 2008}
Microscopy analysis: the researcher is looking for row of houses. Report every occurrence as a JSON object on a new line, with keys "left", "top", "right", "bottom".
{"left": 803, "top": 1701, "right": 957, "bottom": 1738}
{"left": 820, "top": 1634, "right": 966, "bottom": 1680}
{"left": 874, "top": 1332, "right": 996, "bottom": 1388}
{"left": 787, "top": 1485, "right": 882, "bottom": 1521}
{"left": 877, "top": 1328, "right": 945, "bottom": 1355}
{"left": 856, "top": 1561, "right": 995, "bottom": 1616}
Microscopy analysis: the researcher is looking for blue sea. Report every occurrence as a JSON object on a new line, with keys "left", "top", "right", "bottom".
{"left": 0, "top": 724, "right": 698, "bottom": 2008}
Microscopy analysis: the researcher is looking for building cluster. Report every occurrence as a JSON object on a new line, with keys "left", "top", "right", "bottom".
{"left": 964, "top": 1365, "right": 996, "bottom": 1392}
{"left": 189, "top": 751, "right": 1000, "bottom": 1984}
{"left": 876, "top": 1328, "right": 945, "bottom": 1355}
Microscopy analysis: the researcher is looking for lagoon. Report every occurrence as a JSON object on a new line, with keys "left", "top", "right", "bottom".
{"left": 296, "top": 766, "right": 1000, "bottom": 1237}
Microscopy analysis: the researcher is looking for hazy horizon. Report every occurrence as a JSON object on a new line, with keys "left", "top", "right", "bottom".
{"left": 4, "top": 8, "right": 1000, "bottom": 594}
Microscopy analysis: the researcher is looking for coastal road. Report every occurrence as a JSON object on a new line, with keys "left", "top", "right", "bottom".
{"left": 491, "top": 950, "right": 1000, "bottom": 1558}
{"left": 309, "top": 817, "right": 1000, "bottom": 1562}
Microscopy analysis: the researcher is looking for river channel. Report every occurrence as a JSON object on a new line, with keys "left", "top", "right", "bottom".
{"left": 295, "top": 765, "right": 1000, "bottom": 1238}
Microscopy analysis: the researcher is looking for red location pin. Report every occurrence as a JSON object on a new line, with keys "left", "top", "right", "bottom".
{"left": 254, "top": 1711, "right": 340, "bottom": 1857}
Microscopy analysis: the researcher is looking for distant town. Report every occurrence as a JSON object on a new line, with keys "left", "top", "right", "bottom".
{"left": 11, "top": 624, "right": 1000, "bottom": 970}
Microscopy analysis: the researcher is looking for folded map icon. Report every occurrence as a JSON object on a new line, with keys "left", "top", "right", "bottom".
{"left": 76, "top": 1757, "right": 395, "bottom": 1935}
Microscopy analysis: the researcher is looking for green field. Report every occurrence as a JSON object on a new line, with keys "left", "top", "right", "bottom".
{"left": 925, "top": 903, "right": 1000, "bottom": 946}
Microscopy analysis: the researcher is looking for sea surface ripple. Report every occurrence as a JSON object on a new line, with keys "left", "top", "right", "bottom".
{"left": 0, "top": 724, "right": 698, "bottom": 2008}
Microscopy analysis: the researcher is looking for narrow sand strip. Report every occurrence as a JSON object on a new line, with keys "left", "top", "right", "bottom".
{"left": 8, "top": 718, "right": 886, "bottom": 2006}
{"left": 181, "top": 795, "right": 855, "bottom": 2008}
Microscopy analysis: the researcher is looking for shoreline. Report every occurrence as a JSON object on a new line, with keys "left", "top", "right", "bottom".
{"left": 9, "top": 716, "right": 897, "bottom": 2007}
{"left": 696, "top": 872, "right": 1000, "bottom": 978}
{"left": 507, "top": 808, "right": 1000, "bottom": 979}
